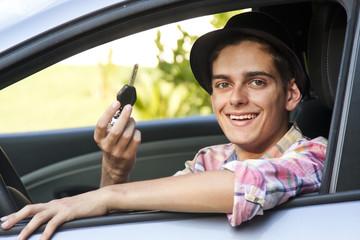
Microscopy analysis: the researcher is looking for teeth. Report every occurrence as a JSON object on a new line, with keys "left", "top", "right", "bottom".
{"left": 230, "top": 114, "right": 257, "bottom": 120}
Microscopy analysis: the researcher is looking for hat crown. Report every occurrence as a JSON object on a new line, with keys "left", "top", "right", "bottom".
{"left": 224, "top": 12, "right": 295, "bottom": 51}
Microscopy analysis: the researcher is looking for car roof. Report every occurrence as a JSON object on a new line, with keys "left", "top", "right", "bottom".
{"left": 0, "top": 0, "right": 124, "bottom": 53}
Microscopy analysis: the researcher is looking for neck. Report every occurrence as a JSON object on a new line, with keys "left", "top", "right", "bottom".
{"left": 234, "top": 146, "right": 269, "bottom": 162}
{"left": 234, "top": 123, "right": 289, "bottom": 161}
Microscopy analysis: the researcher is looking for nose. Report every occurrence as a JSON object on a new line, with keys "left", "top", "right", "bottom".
{"left": 230, "top": 84, "right": 248, "bottom": 107}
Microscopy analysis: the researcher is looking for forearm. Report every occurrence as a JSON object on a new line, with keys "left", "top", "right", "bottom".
{"left": 102, "top": 170, "right": 235, "bottom": 213}
{"left": 1, "top": 170, "right": 234, "bottom": 240}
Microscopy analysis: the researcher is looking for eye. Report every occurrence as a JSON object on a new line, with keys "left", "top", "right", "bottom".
{"left": 250, "top": 79, "right": 266, "bottom": 87}
{"left": 215, "top": 82, "right": 230, "bottom": 89}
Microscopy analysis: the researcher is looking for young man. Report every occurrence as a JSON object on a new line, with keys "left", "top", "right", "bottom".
{"left": 1, "top": 12, "right": 327, "bottom": 240}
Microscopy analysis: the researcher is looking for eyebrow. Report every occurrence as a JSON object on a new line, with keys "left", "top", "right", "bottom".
{"left": 245, "top": 71, "right": 275, "bottom": 79}
{"left": 211, "top": 74, "right": 230, "bottom": 81}
{"left": 211, "top": 71, "right": 275, "bottom": 81}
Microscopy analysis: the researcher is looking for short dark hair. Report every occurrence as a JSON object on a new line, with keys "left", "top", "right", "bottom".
{"left": 209, "top": 35, "right": 294, "bottom": 94}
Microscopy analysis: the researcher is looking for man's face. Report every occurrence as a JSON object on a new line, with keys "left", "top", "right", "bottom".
{"left": 211, "top": 40, "right": 298, "bottom": 158}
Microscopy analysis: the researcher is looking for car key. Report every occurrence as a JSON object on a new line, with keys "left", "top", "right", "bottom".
{"left": 109, "top": 64, "right": 138, "bottom": 126}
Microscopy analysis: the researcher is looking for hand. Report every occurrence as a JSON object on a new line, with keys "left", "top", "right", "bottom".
{"left": 94, "top": 102, "right": 141, "bottom": 186}
{"left": 1, "top": 189, "right": 108, "bottom": 240}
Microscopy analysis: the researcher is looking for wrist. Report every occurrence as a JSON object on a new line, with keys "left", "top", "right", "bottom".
{"left": 101, "top": 165, "right": 130, "bottom": 187}
{"left": 102, "top": 155, "right": 134, "bottom": 181}
{"left": 98, "top": 186, "right": 118, "bottom": 213}
{"left": 100, "top": 184, "right": 129, "bottom": 213}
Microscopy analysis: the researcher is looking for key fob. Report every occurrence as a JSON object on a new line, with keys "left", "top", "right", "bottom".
{"left": 109, "top": 85, "right": 137, "bottom": 126}
{"left": 109, "top": 64, "right": 138, "bottom": 127}
{"left": 117, "top": 85, "right": 137, "bottom": 112}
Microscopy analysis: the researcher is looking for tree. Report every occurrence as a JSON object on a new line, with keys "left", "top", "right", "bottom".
{"left": 155, "top": 25, "right": 212, "bottom": 117}
{"left": 210, "top": 10, "right": 245, "bottom": 28}
{"left": 135, "top": 10, "right": 246, "bottom": 119}
{"left": 135, "top": 25, "right": 212, "bottom": 119}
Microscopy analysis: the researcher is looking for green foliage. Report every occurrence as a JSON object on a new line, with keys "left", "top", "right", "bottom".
{"left": 97, "top": 48, "right": 117, "bottom": 98}
{"left": 81, "top": 11, "right": 250, "bottom": 121}
{"left": 137, "top": 25, "right": 212, "bottom": 119}
{"left": 210, "top": 10, "right": 247, "bottom": 28}
{"left": 136, "top": 10, "right": 249, "bottom": 120}
{"left": 97, "top": 48, "right": 132, "bottom": 99}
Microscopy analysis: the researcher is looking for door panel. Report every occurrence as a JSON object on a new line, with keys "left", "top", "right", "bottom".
{"left": 0, "top": 115, "right": 226, "bottom": 202}
{"left": 22, "top": 135, "right": 228, "bottom": 203}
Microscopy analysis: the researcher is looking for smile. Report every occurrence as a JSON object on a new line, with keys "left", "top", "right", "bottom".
{"left": 230, "top": 114, "right": 258, "bottom": 120}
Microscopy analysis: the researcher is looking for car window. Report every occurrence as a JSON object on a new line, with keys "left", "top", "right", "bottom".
{"left": 0, "top": 15, "right": 218, "bottom": 133}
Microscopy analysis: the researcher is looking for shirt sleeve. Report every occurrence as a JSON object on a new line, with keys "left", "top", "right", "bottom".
{"left": 173, "top": 160, "right": 195, "bottom": 176}
{"left": 222, "top": 137, "right": 327, "bottom": 226}
{"left": 174, "top": 143, "right": 233, "bottom": 176}
{"left": 173, "top": 148, "right": 206, "bottom": 176}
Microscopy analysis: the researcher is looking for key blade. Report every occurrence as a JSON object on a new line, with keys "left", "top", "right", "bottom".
{"left": 129, "top": 64, "right": 139, "bottom": 86}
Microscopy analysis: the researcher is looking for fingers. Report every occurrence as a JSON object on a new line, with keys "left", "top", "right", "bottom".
{"left": 107, "top": 111, "right": 134, "bottom": 145}
{"left": 94, "top": 102, "right": 133, "bottom": 144}
{"left": 95, "top": 102, "right": 139, "bottom": 155}
{"left": 1, "top": 193, "right": 100, "bottom": 240}
{"left": 1, "top": 204, "right": 38, "bottom": 230}
{"left": 18, "top": 211, "right": 50, "bottom": 240}
{"left": 110, "top": 117, "right": 136, "bottom": 149}
{"left": 125, "top": 129, "right": 142, "bottom": 157}
{"left": 102, "top": 119, "right": 140, "bottom": 161}
{"left": 1, "top": 204, "right": 58, "bottom": 240}
{"left": 94, "top": 101, "right": 121, "bottom": 142}
{"left": 39, "top": 213, "right": 68, "bottom": 240}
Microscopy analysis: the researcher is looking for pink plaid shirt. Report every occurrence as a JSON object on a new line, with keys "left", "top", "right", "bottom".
{"left": 175, "top": 123, "right": 327, "bottom": 226}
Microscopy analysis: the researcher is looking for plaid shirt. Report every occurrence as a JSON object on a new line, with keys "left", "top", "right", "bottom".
{"left": 175, "top": 123, "right": 328, "bottom": 226}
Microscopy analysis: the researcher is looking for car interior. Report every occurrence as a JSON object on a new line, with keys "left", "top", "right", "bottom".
{"left": 0, "top": 0, "right": 357, "bottom": 234}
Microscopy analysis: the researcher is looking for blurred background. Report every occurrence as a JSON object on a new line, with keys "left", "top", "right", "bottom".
{"left": 0, "top": 10, "right": 245, "bottom": 133}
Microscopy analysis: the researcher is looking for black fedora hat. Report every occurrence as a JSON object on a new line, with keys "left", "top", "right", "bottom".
{"left": 190, "top": 11, "right": 308, "bottom": 96}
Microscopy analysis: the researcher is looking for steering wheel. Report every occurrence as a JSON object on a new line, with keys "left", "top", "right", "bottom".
{"left": 0, "top": 175, "right": 17, "bottom": 216}
{"left": 0, "top": 147, "right": 32, "bottom": 216}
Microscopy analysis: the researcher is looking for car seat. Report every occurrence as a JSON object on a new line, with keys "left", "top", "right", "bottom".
{"left": 307, "top": 2, "right": 346, "bottom": 110}
{"left": 290, "top": 2, "right": 346, "bottom": 141}
{"left": 307, "top": 2, "right": 347, "bottom": 194}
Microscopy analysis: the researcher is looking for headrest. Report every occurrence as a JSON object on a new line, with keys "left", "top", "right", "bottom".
{"left": 307, "top": 3, "right": 347, "bottom": 109}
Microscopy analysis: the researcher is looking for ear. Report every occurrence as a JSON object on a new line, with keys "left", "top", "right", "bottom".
{"left": 285, "top": 78, "right": 302, "bottom": 111}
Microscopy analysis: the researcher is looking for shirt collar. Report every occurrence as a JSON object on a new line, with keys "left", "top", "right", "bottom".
{"left": 262, "top": 122, "right": 304, "bottom": 159}
{"left": 226, "top": 122, "right": 304, "bottom": 162}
